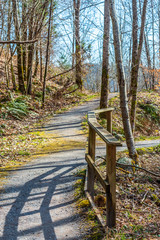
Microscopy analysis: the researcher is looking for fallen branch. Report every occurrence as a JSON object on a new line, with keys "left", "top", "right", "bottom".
{"left": 65, "top": 87, "right": 79, "bottom": 95}
{"left": 47, "top": 61, "right": 81, "bottom": 81}
{"left": 52, "top": 79, "right": 73, "bottom": 99}
{"left": 141, "top": 191, "right": 149, "bottom": 203}
{"left": 116, "top": 163, "right": 160, "bottom": 177}
{"left": 96, "top": 156, "right": 160, "bottom": 177}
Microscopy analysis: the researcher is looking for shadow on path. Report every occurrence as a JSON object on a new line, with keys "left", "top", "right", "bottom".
{"left": 0, "top": 157, "right": 85, "bottom": 240}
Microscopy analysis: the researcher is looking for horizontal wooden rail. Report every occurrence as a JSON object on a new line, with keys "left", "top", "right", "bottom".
{"left": 93, "top": 107, "right": 114, "bottom": 114}
{"left": 88, "top": 111, "right": 122, "bottom": 146}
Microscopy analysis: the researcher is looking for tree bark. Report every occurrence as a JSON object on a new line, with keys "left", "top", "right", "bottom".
{"left": 27, "top": 7, "right": 34, "bottom": 95}
{"left": 72, "top": 1, "right": 75, "bottom": 68}
{"left": 40, "top": 40, "right": 43, "bottom": 82}
{"left": 151, "top": 0, "right": 155, "bottom": 90}
{"left": 12, "top": 0, "right": 25, "bottom": 93}
{"left": 100, "top": 0, "right": 110, "bottom": 109}
{"left": 42, "top": 0, "right": 52, "bottom": 108}
{"left": 109, "top": 0, "right": 137, "bottom": 163}
{"left": 144, "top": 33, "right": 152, "bottom": 89}
{"left": 130, "top": 0, "right": 148, "bottom": 133}
{"left": 22, "top": 1, "right": 27, "bottom": 82}
{"left": 158, "top": 0, "right": 160, "bottom": 68}
{"left": 33, "top": 44, "right": 39, "bottom": 78}
{"left": 74, "top": 0, "right": 82, "bottom": 89}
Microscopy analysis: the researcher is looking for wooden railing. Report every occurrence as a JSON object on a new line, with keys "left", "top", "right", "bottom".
{"left": 85, "top": 108, "right": 122, "bottom": 228}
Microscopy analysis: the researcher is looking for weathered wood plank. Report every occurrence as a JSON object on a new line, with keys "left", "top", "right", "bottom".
{"left": 87, "top": 110, "right": 121, "bottom": 146}
{"left": 94, "top": 108, "right": 114, "bottom": 114}
{"left": 87, "top": 126, "right": 96, "bottom": 199}
{"left": 85, "top": 154, "right": 110, "bottom": 193}
{"left": 88, "top": 119, "right": 122, "bottom": 146}
{"left": 106, "top": 144, "right": 116, "bottom": 228}
{"left": 85, "top": 190, "right": 106, "bottom": 229}
{"left": 106, "top": 111, "right": 112, "bottom": 133}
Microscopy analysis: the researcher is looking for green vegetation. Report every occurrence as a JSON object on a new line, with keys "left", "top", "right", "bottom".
{"left": 136, "top": 144, "right": 160, "bottom": 155}
{"left": 139, "top": 102, "right": 160, "bottom": 123}
{"left": 1, "top": 95, "right": 30, "bottom": 120}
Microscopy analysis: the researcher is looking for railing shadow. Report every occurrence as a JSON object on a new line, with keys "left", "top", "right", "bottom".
{"left": 1, "top": 158, "right": 85, "bottom": 240}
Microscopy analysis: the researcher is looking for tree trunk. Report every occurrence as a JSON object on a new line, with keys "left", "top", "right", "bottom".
{"left": 151, "top": 0, "right": 155, "bottom": 90}
{"left": 33, "top": 44, "right": 39, "bottom": 78}
{"left": 6, "top": 0, "right": 12, "bottom": 88}
{"left": 27, "top": 9, "right": 34, "bottom": 95}
{"left": 22, "top": 1, "right": 27, "bottom": 82}
{"left": 12, "top": 0, "right": 25, "bottom": 93}
{"left": 27, "top": 43, "right": 34, "bottom": 94}
{"left": 158, "top": 0, "right": 160, "bottom": 68}
{"left": 130, "top": 0, "right": 148, "bottom": 133}
{"left": 40, "top": 40, "right": 43, "bottom": 82}
{"left": 130, "top": 0, "right": 138, "bottom": 133}
{"left": 100, "top": 0, "right": 110, "bottom": 109}
{"left": 42, "top": 0, "right": 52, "bottom": 108}
{"left": 109, "top": 0, "right": 137, "bottom": 163}
{"left": 10, "top": 61, "right": 16, "bottom": 90}
{"left": 74, "top": 0, "right": 82, "bottom": 89}
{"left": 141, "top": 61, "right": 148, "bottom": 90}
{"left": 72, "top": 1, "right": 75, "bottom": 68}
{"left": 144, "top": 33, "right": 152, "bottom": 89}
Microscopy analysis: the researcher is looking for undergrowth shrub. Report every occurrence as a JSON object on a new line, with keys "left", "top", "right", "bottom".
{"left": 1, "top": 96, "right": 29, "bottom": 120}
{"left": 139, "top": 103, "right": 160, "bottom": 123}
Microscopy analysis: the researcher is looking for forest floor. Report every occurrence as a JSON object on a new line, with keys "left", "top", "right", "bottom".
{"left": 0, "top": 90, "right": 159, "bottom": 239}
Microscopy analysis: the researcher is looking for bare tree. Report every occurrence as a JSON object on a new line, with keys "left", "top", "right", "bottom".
{"left": 109, "top": 0, "right": 137, "bottom": 163}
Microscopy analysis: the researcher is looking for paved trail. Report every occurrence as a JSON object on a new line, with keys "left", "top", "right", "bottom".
{"left": 0, "top": 96, "right": 159, "bottom": 240}
{"left": 0, "top": 98, "right": 100, "bottom": 240}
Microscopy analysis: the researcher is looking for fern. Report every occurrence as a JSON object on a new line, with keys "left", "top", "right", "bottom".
{"left": 4, "top": 98, "right": 29, "bottom": 120}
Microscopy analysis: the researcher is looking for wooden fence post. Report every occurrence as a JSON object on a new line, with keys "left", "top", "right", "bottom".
{"left": 106, "top": 111, "right": 112, "bottom": 133}
{"left": 106, "top": 144, "right": 116, "bottom": 228}
{"left": 87, "top": 125, "right": 96, "bottom": 199}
